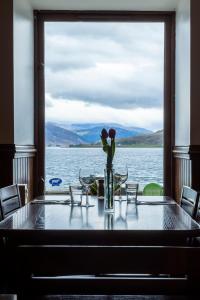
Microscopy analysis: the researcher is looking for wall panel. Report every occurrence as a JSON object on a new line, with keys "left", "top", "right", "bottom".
{"left": 0, "top": 145, "right": 36, "bottom": 202}
{"left": 173, "top": 146, "right": 200, "bottom": 202}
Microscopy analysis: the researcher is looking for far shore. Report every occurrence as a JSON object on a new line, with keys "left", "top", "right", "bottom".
{"left": 46, "top": 144, "right": 163, "bottom": 149}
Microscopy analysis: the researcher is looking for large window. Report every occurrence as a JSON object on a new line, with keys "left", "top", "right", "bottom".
{"left": 34, "top": 12, "right": 175, "bottom": 196}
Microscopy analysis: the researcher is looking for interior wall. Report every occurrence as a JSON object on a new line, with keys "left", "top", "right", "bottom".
{"left": 12, "top": 0, "right": 191, "bottom": 148}
{"left": 190, "top": 0, "right": 200, "bottom": 145}
{"left": 175, "top": 0, "right": 190, "bottom": 146}
{"left": 13, "top": 0, "right": 34, "bottom": 145}
{"left": 30, "top": 0, "right": 179, "bottom": 11}
{"left": 0, "top": 0, "right": 14, "bottom": 144}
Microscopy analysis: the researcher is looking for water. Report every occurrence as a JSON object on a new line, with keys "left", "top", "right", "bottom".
{"left": 45, "top": 147, "right": 163, "bottom": 192}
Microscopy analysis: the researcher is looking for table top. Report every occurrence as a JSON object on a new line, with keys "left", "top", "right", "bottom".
{"left": 0, "top": 195, "right": 199, "bottom": 234}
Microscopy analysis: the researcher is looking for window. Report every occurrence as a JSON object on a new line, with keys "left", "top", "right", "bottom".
{"left": 34, "top": 11, "right": 175, "bottom": 196}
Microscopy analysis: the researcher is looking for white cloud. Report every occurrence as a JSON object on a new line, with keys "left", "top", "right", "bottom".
{"left": 45, "top": 21, "right": 164, "bottom": 129}
{"left": 45, "top": 22, "right": 164, "bottom": 110}
{"left": 45, "top": 94, "right": 163, "bottom": 131}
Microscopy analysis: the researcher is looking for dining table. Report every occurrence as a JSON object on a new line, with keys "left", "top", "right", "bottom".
{"left": 1, "top": 195, "right": 200, "bottom": 296}
{"left": 0, "top": 195, "right": 199, "bottom": 246}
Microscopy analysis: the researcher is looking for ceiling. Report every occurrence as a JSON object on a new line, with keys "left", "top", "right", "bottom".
{"left": 30, "top": 0, "right": 180, "bottom": 11}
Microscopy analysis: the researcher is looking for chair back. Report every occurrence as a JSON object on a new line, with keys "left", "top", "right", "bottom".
{"left": 143, "top": 183, "right": 163, "bottom": 196}
{"left": 0, "top": 184, "right": 21, "bottom": 219}
{"left": 181, "top": 185, "right": 199, "bottom": 219}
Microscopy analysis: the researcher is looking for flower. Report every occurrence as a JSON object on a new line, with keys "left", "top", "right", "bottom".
{"left": 101, "top": 128, "right": 116, "bottom": 168}
{"left": 108, "top": 128, "right": 116, "bottom": 139}
{"left": 101, "top": 128, "right": 109, "bottom": 139}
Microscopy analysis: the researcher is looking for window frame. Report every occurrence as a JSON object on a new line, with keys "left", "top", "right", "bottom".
{"left": 34, "top": 10, "right": 175, "bottom": 197}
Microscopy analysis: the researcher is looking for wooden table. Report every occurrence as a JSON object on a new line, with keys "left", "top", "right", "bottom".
{"left": 0, "top": 196, "right": 199, "bottom": 245}
{"left": 1, "top": 196, "right": 200, "bottom": 296}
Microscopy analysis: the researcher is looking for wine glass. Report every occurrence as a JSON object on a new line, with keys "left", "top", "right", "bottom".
{"left": 114, "top": 165, "right": 128, "bottom": 201}
{"left": 79, "top": 168, "right": 96, "bottom": 207}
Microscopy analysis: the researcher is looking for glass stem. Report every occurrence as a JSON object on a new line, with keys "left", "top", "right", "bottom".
{"left": 119, "top": 185, "right": 122, "bottom": 200}
{"left": 86, "top": 187, "right": 89, "bottom": 206}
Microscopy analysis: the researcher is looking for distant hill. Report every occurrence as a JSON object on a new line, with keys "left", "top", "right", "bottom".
{"left": 56, "top": 122, "right": 152, "bottom": 144}
{"left": 45, "top": 122, "right": 87, "bottom": 146}
{"left": 45, "top": 122, "right": 159, "bottom": 147}
{"left": 116, "top": 130, "right": 163, "bottom": 147}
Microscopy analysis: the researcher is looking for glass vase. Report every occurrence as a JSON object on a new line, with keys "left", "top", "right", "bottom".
{"left": 104, "top": 165, "right": 115, "bottom": 213}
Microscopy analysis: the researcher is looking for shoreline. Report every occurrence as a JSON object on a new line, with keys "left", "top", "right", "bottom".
{"left": 46, "top": 145, "right": 163, "bottom": 149}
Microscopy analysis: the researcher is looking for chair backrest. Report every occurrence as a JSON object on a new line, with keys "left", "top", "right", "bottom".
{"left": 0, "top": 184, "right": 21, "bottom": 219}
{"left": 143, "top": 183, "right": 163, "bottom": 196}
{"left": 180, "top": 185, "right": 199, "bottom": 219}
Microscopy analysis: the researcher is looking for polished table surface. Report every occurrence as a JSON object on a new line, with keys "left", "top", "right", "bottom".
{"left": 0, "top": 196, "right": 199, "bottom": 244}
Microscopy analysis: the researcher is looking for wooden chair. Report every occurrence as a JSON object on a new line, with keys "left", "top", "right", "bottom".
{"left": 180, "top": 186, "right": 199, "bottom": 219}
{"left": 9, "top": 245, "right": 200, "bottom": 296}
{"left": 0, "top": 185, "right": 21, "bottom": 219}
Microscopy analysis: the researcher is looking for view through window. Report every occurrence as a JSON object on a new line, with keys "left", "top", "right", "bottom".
{"left": 44, "top": 21, "right": 164, "bottom": 193}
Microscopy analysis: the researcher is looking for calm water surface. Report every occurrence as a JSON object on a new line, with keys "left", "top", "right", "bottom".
{"left": 45, "top": 147, "right": 163, "bottom": 192}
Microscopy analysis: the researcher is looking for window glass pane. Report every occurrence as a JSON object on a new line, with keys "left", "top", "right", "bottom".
{"left": 45, "top": 22, "right": 164, "bottom": 194}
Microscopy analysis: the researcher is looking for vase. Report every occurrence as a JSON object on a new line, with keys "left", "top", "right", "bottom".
{"left": 104, "top": 165, "right": 115, "bottom": 213}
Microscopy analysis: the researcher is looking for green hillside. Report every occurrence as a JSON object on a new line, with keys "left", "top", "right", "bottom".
{"left": 116, "top": 130, "right": 163, "bottom": 147}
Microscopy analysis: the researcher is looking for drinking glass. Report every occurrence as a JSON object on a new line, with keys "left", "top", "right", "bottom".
{"left": 79, "top": 168, "right": 96, "bottom": 207}
{"left": 126, "top": 182, "right": 139, "bottom": 203}
{"left": 69, "top": 185, "right": 83, "bottom": 206}
{"left": 114, "top": 165, "right": 128, "bottom": 201}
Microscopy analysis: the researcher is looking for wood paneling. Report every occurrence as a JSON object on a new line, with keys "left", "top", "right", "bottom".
{"left": 0, "top": 144, "right": 36, "bottom": 202}
{"left": 13, "top": 146, "right": 36, "bottom": 201}
{"left": 173, "top": 146, "right": 200, "bottom": 202}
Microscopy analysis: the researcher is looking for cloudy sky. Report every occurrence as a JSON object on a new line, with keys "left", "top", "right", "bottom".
{"left": 45, "top": 22, "right": 164, "bottom": 131}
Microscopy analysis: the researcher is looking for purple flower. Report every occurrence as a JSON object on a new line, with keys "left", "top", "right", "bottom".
{"left": 108, "top": 128, "right": 116, "bottom": 139}
{"left": 101, "top": 128, "right": 108, "bottom": 139}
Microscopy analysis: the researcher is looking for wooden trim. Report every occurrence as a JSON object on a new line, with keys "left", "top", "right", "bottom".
{"left": 34, "top": 12, "right": 45, "bottom": 196}
{"left": 0, "top": 144, "right": 36, "bottom": 158}
{"left": 34, "top": 10, "right": 175, "bottom": 22}
{"left": 0, "top": 145, "right": 36, "bottom": 201}
{"left": 34, "top": 11, "right": 175, "bottom": 197}
{"left": 173, "top": 145, "right": 200, "bottom": 200}
{"left": 15, "top": 145, "right": 37, "bottom": 158}
{"left": 164, "top": 13, "right": 175, "bottom": 196}
{"left": 173, "top": 146, "right": 190, "bottom": 159}
{"left": 173, "top": 145, "right": 200, "bottom": 159}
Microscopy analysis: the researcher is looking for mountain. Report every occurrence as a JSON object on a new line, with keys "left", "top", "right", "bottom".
{"left": 45, "top": 122, "right": 157, "bottom": 147}
{"left": 45, "top": 122, "right": 86, "bottom": 146}
{"left": 56, "top": 122, "right": 152, "bottom": 144}
{"left": 116, "top": 129, "right": 163, "bottom": 147}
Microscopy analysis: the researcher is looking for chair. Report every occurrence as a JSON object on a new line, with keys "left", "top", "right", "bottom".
{"left": 0, "top": 185, "right": 21, "bottom": 219}
{"left": 180, "top": 185, "right": 199, "bottom": 219}
{"left": 143, "top": 183, "right": 163, "bottom": 196}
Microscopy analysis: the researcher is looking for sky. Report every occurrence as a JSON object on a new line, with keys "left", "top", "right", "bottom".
{"left": 45, "top": 22, "right": 164, "bottom": 131}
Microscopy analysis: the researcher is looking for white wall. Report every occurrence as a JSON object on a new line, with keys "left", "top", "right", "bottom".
{"left": 30, "top": 0, "right": 178, "bottom": 11}
{"left": 14, "top": 0, "right": 191, "bottom": 146}
{"left": 14, "top": 0, "right": 34, "bottom": 145}
{"left": 175, "top": 0, "right": 190, "bottom": 146}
